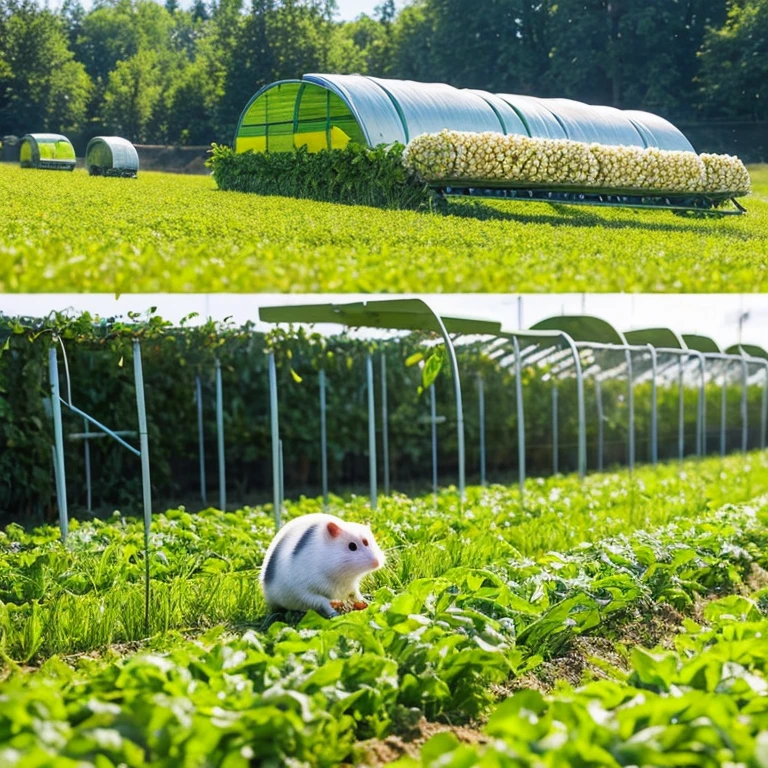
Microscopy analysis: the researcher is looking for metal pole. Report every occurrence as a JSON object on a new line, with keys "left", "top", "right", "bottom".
{"left": 741, "top": 357, "right": 748, "bottom": 453}
{"left": 625, "top": 349, "right": 635, "bottom": 470}
{"left": 698, "top": 354, "right": 707, "bottom": 456}
{"left": 215, "top": 359, "right": 226, "bottom": 511}
{"left": 678, "top": 356, "right": 685, "bottom": 461}
{"left": 721, "top": 360, "right": 727, "bottom": 457}
{"left": 648, "top": 345, "right": 658, "bottom": 466}
{"left": 195, "top": 376, "right": 207, "bottom": 506}
{"left": 268, "top": 352, "right": 281, "bottom": 528}
{"left": 381, "top": 354, "right": 390, "bottom": 496}
{"left": 83, "top": 418, "right": 92, "bottom": 513}
{"left": 762, "top": 363, "right": 768, "bottom": 451}
{"left": 430, "top": 382, "right": 438, "bottom": 494}
{"left": 478, "top": 376, "right": 486, "bottom": 486}
{"left": 366, "top": 353, "right": 377, "bottom": 510}
{"left": 513, "top": 336, "right": 525, "bottom": 498}
{"left": 595, "top": 378, "right": 604, "bottom": 472}
{"left": 48, "top": 347, "right": 68, "bottom": 542}
{"left": 279, "top": 439, "right": 285, "bottom": 512}
{"left": 319, "top": 368, "right": 328, "bottom": 506}
{"left": 552, "top": 385, "right": 559, "bottom": 474}
{"left": 133, "top": 340, "right": 152, "bottom": 635}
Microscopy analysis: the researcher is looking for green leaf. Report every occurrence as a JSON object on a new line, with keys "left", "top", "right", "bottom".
{"left": 422, "top": 347, "right": 444, "bottom": 390}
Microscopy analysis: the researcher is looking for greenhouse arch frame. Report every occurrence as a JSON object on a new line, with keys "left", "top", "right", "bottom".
{"left": 234, "top": 73, "right": 696, "bottom": 155}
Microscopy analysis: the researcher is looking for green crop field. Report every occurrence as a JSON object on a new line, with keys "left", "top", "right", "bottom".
{"left": 3, "top": 452, "right": 768, "bottom": 766}
{"left": 1, "top": 163, "right": 766, "bottom": 294}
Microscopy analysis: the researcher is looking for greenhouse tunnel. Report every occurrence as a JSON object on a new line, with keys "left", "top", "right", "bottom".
{"left": 19, "top": 133, "right": 76, "bottom": 169}
{"left": 235, "top": 74, "right": 696, "bottom": 154}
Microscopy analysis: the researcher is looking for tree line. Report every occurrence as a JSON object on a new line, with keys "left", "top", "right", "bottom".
{"left": 0, "top": 0, "right": 765, "bottom": 150}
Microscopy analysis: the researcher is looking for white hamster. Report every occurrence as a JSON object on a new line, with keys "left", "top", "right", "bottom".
{"left": 260, "top": 513, "right": 385, "bottom": 618}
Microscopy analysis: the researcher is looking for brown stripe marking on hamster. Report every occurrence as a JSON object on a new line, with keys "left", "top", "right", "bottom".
{"left": 292, "top": 523, "right": 318, "bottom": 558}
{"left": 263, "top": 534, "right": 287, "bottom": 585}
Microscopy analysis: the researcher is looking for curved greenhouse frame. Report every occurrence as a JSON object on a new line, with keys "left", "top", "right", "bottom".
{"left": 234, "top": 73, "right": 695, "bottom": 155}
{"left": 85, "top": 136, "right": 139, "bottom": 177}
{"left": 19, "top": 133, "right": 76, "bottom": 171}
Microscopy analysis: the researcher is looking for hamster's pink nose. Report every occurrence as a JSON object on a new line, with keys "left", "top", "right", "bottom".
{"left": 371, "top": 558, "right": 380, "bottom": 569}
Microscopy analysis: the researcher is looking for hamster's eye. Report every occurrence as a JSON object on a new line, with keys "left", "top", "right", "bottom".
{"left": 362, "top": 538, "right": 369, "bottom": 547}
{"left": 348, "top": 542, "right": 358, "bottom": 552}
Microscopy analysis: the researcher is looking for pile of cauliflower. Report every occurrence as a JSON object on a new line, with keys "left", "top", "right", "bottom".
{"left": 402, "top": 130, "right": 750, "bottom": 196}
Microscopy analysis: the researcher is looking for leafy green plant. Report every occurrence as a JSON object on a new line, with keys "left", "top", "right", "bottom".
{"left": 208, "top": 142, "right": 438, "bottom": 210}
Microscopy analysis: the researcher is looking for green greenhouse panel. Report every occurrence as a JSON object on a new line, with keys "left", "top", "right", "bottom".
{"left": 86, "top": 137, "right": 139, "bottom": 177}
{"left": 19, "top": 133, "right": 76, "bottom": 171}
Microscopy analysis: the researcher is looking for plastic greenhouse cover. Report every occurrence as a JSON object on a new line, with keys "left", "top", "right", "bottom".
{"left": 540, "top": 99, "right": 646, "bottom": 147}
{"left": 467, "top": 90, "right": 528, "bottom": 136}
{"left": 494, "top": 95, "right": 567, "bottom": 140}
{"left": 304, "top": 74, "right": 407, "bottom": 146}
{"left": 622, "top": 110, "right": 695, "bottom": 152}
{"left": 366, "top": 76, "right": 504, "bottom": 141}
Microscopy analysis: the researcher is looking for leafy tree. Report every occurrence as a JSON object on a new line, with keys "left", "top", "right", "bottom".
{"left": 0, "top": 0, "right": 91, "bottom": 135}
{"left": 102, "top": 49, "right": 162, "bottom": 141}
{"left": 698, "top": 0, "right": 768, "bottom": 120}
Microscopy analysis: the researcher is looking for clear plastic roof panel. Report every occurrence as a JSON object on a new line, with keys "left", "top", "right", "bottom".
{"left": 467, "top": 91, "right": 529, "bottom": 136}
{"left": 366, "top": 76, "right": 504, "bottom": 141}
{"left": 495, "top": 94, "right": 568, "bottom": 140}
{"left": 540, "top": 99, "right": 647, "bottom": 147}
{"left": 622, "top": 110, "right": 696, "bottom": 152}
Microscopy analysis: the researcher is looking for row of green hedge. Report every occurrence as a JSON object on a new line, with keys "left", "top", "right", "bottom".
{"left": 0, "top": 312, "right": 762, "bottom": 523}
{"left": 208, "top": 142, "right": 438, "bottom": 209}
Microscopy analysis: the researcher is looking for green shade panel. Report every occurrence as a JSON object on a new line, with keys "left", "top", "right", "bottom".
{"left": 529, "top": 315, "right": 626, "bottom": 345}
{"left": 682, "top": 334, "right": 721, "bottom": 353}
{"left": 259, "top": 299, "right": 502, "bottom": 336}
{"left": 624, "top": 328, "right": 688, "bottom": 350}
{"left": 725, "top": 344, "right": 768, "bottom": 361}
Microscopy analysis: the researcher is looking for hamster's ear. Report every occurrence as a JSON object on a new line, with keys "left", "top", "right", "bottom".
{"left": 327, "top": 521, "right": 342, "bottom": 538}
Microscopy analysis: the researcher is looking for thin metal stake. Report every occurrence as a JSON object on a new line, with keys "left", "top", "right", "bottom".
{"left": 552, "top": 385, "right": 559, "bottom": 474}
{"left": 721, "top": 360, "right": 727, "bottom": 457}
{"left": 625, "top": 349, "right": 635, "bottom": 470}
{"left": 678, "top": 357, "right": 685, "bottom": 461}
{"left": 49, "top": 347, "right": 68, "bottom": 542}
{"left": 215, "top": 359, "right": 226, "bottom": 511}
{"left": 133, "top": 340, "right": 152, "bottom": 635}
{"left": 648, "top": 345, "right": 658, "bottom": 466}
{"left": 366, "top": 353, "right": 377, "bottom": 510}
{"left": 268, "top": 352, "right": 281, "bottom": 529}
{"left": 595, "top": 378, "right": 604, "bottom": 472}
{"left": 195, "top": 376, "right": 207, "bottom": 506}
{"left": 478, "top": 376, "right": 486, "bottom": 486}
{"left": 83, "top": 418, "right": 92, "bottom": 513}
{"left": 279, "top": 439, "right": 285, "bottom": 512}
{"left": 513, "top": 337, "right": 525, "bottom": 500}
{"left": 762, "top": 363, "right": 768, "bottom": 451}
{"left": 319, "top": 369, "right": 328, "bottom": 506}
{"left": 430, "top": 382, "right": 438, "bottom": 494}
{"left": 741, "top": 357, "right": 748, "bottom": 453}
{"left": 381, "top": 354, "right": 390, "bottom": 496}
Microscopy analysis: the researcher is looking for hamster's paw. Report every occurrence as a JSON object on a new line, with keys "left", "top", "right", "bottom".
{"left": 351, "top": 600, "right": 368, "bottom": 611}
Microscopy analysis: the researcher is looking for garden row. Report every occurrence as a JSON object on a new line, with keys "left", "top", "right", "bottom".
{"left": 2, "top": 163, "right": 767, "bottom": 294}
{"left": 2, "top": 314, "right": 763, "bottom": 520}
{"left": 395, "top": 585, "right": 768, "bottom": 767}
{"left": 1, "top": 462, "right": 767, "bottom": 765}
{"left": 1, "top": 452, "right": 766, "bottom": 662}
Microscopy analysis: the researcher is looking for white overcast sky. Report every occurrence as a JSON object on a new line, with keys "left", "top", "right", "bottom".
{"left": 1, "top": 294, "right": 765, "bottom": 350}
